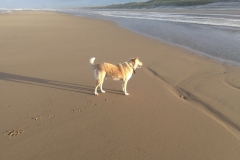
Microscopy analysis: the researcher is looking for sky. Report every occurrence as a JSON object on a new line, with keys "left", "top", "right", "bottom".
{"left": 0, "top": 0, "right": 147, "bottom": 8}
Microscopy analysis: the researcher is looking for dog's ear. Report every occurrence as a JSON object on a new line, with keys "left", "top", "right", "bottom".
{"left": 135, "top": 57, "right": 139, "bottom": 61}
{"left": 130, "top": 58, "right": 135, "bottom": 62}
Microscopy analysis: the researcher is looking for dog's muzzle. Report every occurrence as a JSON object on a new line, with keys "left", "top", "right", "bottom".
{"left": 137, "top": 63, "right": 142, "bottom": 68}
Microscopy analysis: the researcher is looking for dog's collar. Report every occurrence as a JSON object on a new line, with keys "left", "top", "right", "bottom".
{"left": 132, "top": 66, "right": 136, "bottom": 74}
{"left": 125, "top": 62, "right": 136, "bottom": 74}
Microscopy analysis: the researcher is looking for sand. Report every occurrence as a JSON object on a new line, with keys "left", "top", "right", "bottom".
{"left": 0, "top": 11, "right": 240, "bottom": 160}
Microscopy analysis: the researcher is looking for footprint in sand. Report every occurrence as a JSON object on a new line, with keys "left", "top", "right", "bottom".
{"left": 68, "top": 100, "right": 100, "bottom": 114}
{"left": 32, "top": 116, "right": 41, "bottom": 120}
{"left": 49, "top": 115, "right": 55, "bottom": 119}
{"left": 69, "top": 109, "right": 82, "bottom": 113}
{"left": 4, "top": 130, "right": 24, "bottom": 138}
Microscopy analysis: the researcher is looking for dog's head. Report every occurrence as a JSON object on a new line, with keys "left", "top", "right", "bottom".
{"left": 128, "top": 57, "right": 143, "bottom": 71}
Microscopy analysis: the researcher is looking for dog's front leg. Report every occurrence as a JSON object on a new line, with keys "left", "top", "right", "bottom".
{"left": 122, "top": 82, "right": 125, "bottom": 92}
{"left": 123, "top": 80, "right": 129, "bottom": 95}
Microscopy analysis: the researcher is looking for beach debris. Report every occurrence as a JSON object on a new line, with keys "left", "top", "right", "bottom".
{"left": 4, "top": 130, "right": 24, "bottom": 138}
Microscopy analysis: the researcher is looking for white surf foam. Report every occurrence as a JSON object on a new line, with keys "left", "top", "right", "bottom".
{"left": 92, "top": 11, "right": 240, "bottom": 28}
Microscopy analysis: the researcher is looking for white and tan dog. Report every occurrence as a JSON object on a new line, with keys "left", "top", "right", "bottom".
{"left": 89, "top": 57, "right": 143, "bottom": 95}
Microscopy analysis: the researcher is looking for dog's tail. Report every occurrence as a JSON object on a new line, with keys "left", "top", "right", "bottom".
{"left": 89, "top": 57, "right": 96, "bottom": 69}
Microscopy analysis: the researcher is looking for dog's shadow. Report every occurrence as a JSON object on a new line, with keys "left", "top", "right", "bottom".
{"left": 0, "top": 72, "right": 122, "bottom": 95}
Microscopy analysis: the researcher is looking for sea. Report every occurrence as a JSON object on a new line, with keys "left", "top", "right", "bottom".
{"left": 1, "top": 2, "right": 240, "bottom": 65}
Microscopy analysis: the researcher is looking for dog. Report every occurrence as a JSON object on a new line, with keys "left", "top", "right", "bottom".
{"left": 89, "top": 57, "right": 143, "bottom": 95}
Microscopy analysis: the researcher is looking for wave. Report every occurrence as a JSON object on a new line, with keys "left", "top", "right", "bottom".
{"left": 0, "top": 8, "right": 59, "bottom": 14}
{"left": 91, "top": 11, "right": 240, "bottom": 28}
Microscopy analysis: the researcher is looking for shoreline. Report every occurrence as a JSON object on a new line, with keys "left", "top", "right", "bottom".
{"left": 2, "top": 9, "right": 240, "bottom": 66}
{"left": 1, "top": 11, "right": 240, "bottom": 160}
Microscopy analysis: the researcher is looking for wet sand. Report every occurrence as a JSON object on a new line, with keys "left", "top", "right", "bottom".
{"left": 0, "top": 11, "right": 240, "bottom": 160}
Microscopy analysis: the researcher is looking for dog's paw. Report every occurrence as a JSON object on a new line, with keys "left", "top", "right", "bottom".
{"left": 95, "top": 92, "right": 99, "bottom": 96}
{"left": 124, "top": 93, "right": 129, "bottom": 96}
{"left": 101, "top": 90, "right": 106, "bottom": 93}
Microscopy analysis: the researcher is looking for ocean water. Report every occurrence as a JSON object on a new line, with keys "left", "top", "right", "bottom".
{"left": 0, "top": 8, "right": 58, "bottom": 14}
{"left": 0, "top": 8, "right": 11, "bottom": 14}
{"left": 60, "top": 6, "right": 240, "bottom": 66}
{"left": 1, "top": 4, "right": 240, "bottom": 65}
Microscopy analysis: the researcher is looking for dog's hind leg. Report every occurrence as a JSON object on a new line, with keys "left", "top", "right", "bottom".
{"left": 94, "top": 71, "right": 106, "bottom": 95}
{"left": 100, "top": 82, "right": 105, "bottom": 93}
{"left": 99, "top": 72, "right": 106, "bottom": 93}
{"left": 94, "top": 70, "right": 100, "bottom": 95}
{"left": 95, "top": 80, "right": 101, "bottom": 96}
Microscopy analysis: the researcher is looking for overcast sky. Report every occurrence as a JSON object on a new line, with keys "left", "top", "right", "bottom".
{"left": 1, "top": 0, "right": 147, "bottom": 8}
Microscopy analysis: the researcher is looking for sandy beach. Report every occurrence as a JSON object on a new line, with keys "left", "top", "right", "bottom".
{"left": 1, "top": 11, "right": 240, "bottom": 160}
